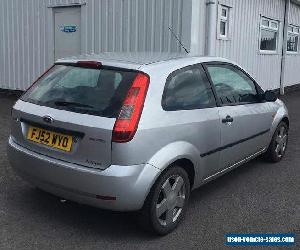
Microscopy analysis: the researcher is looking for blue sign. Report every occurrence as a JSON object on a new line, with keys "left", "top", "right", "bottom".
{"left": 60, "top": 25, "right": 77, "bottom": 33}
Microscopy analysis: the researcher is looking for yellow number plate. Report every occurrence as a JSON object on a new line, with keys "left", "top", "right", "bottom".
{"left": 27, "top": 126, "right": 73, "bottom": 152}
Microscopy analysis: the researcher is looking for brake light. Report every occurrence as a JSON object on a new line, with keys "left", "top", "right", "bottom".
{"left": 25, "top": 65, "right": 55, "bottom": 92}
{"left": 77, "top": 61, "right": 102, "bottom": 69}
{"left": 112, "top": 73, "right": 150, "bottom": 143}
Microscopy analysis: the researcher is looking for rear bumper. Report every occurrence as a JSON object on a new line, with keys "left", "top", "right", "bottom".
{"left": 7, "top": 137, "right": 160, "bottom": 211}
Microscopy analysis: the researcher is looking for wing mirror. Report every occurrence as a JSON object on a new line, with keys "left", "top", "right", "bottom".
{"left": 264, "top": 90, "right": 277, "bottom": 102}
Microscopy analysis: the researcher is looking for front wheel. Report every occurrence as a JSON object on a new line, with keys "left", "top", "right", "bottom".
{"left": 138, "top": 166, "right": 190, "bottom": 235}
{"left": 264, "top": 121, "right": 289, "bottom": 162}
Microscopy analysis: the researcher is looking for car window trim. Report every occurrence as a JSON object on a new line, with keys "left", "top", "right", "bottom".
{"left": 202, "top": 62, "right": 264, "bottom": 107}
{"left": 161, "top": 63, "right": 218, "bottom": 111}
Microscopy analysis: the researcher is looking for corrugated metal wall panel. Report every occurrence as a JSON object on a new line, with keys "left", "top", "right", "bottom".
{"left": 0, "top": 0, "right": 191, "bottom": 90}
{"left": 215, "top": 0, "right": 286, "bottom": 90}
{"left": 2, "top": 0, "right": 299, "bottom": 91}
{"left": 0, "top": 0, "right": 58, "bottom": 90}
{"left": 285, "top": 2, "right": 300, "bottom": 86}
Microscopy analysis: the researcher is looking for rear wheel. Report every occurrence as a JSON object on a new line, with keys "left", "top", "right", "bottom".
{"left": 264, "top": 121, "right": 288, "bottom": 162}
{"left": 138, "top": 166, "right": 190, "bottom": 235}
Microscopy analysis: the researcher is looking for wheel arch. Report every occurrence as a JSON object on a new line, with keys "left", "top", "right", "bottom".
{"left": 170, "top": 158, "right": 195, "bottom": 189}
{"left": 281, "top": 116, "right": 290, "bottom": 128}
{"left": 146, "top": 141, "right": 202, "bottom": 189}
{"left": 271, "top": 101, "right": 290, "bottom": 137}
{"left": 141, "top": 156, "right": 196, "bottom": 214}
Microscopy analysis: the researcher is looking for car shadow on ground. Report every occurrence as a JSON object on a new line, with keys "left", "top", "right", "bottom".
{"left": 15, "top": 155, "right": 272, "bottom": 240}
{"left": 20, "top": 186, "right": 148, "bottom": 237}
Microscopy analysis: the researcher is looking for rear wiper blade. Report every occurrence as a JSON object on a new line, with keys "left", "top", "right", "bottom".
{"left": 54, "top": 101, "right": 94, "bottom": 109}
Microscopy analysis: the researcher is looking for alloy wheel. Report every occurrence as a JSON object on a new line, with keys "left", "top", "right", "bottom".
{"left": 156, "top": 175, "right": 186, "bottom": 226}
{"left": 275, "top": 125, "right": 288, "bottom": 158}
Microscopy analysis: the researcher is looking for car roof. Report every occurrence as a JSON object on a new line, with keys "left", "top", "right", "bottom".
{"left": 56, "top": 52, "right": 233, "bottom": 70}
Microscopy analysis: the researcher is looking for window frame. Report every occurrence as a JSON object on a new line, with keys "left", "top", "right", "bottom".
{"left": 202, "top": 62, "right": 264, "bottom": 107}
{"left": 259, "top": 17, "right": 280, "bottom": 54}
{"left": 161, "top": 64, "right": 217, "bottom": 112}
{"left": 217, "top": 5, "right": 230, "bottom": 40}
{"left": 287, "top": 25, "right": 300, "bottom": 54}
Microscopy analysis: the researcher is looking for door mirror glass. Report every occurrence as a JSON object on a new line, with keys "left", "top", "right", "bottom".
{"left": 264, "top": 90, "right": 277, "bottom": 102}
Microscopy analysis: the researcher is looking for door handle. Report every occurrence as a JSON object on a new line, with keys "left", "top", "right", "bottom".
{"left": 222, "top": 115, "right": 234, "bottom": 123}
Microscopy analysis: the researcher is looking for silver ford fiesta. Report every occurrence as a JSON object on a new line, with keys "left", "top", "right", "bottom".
{"left": 7, "top": 53, "right": 289, "bottom": 235}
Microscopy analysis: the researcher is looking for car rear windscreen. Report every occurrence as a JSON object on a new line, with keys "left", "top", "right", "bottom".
{"left": 21, "top": 65, "right": 137, "bottom": 118}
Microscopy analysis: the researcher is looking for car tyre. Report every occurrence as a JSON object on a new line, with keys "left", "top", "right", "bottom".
{"left": 138, "top": 165, "right": 190, "bottom": 235}
{"left": 264, "top": 121, "right": 289, "bottom": 163}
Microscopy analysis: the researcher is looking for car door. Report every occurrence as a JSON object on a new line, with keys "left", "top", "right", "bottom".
{"left": 161, "top": 64, "right": 222, "bottom": 178}
{"left": 204, "top": 63, "right": 275, "bottom": 171}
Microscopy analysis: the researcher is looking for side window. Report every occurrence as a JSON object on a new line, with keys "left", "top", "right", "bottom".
{"left": 162, "top": 66, "right": 216, "bottom": 111}
{"left": 206, "top": 64, "right": 258, "bottom": 105}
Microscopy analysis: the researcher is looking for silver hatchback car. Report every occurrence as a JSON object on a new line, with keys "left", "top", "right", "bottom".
{"left": 8, "top": 53, "right": 289, "bottom": 235}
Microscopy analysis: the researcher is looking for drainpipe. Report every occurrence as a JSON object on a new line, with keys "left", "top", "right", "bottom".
{"left": 205, "top": 0, "right": 217, "bottom": 56}
{"left": 190, "top": 0, "right": 202, "bottom": 55}
{"left": 280, "top": 0, "right": 290, "bottom": 95}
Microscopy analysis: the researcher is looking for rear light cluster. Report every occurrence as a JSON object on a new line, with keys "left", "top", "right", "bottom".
{"left": 112, "top": 73, "right": 150, "bottom": 143}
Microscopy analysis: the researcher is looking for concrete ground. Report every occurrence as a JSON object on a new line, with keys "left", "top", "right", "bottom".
{"left": 0, "top": 91, "right": 299, "bottom": 250}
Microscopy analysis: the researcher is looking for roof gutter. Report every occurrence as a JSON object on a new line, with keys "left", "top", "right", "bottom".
{"left": 280, "top": 0, "right": 290, "bottom": 95}
{"left": 205, "top": 0, "right": 217, "bottom": 56}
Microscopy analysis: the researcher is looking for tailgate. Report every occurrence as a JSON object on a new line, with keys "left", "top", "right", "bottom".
{"left": 11, "top": 100, "right": 115, "bottom": 170}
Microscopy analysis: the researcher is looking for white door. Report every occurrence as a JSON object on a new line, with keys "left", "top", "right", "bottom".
{"left": 54, "top": 7, "right": 81, "bottom": 60}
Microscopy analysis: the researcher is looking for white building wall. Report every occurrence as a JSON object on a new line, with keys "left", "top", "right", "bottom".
{"left": 285, "top": 2, "right": 300, "bottom": 86}
{"left": 1, "top": 0, "right": 300, "bottom": 91}
{"left": 0, "top": 0, "right": 191, "bottom": 90}
{"left": 214, "top": 0, "right": 286, "bottom": 90}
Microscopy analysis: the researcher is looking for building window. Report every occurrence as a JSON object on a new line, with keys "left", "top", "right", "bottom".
{"left": 287, "top": 25, "right": 299, "bottom": 53}
{"left": 218, "top": 6, "right": 230, "bottom": 39}
{"left": 260, "top": 17, "right": 279, "bottom": 53}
